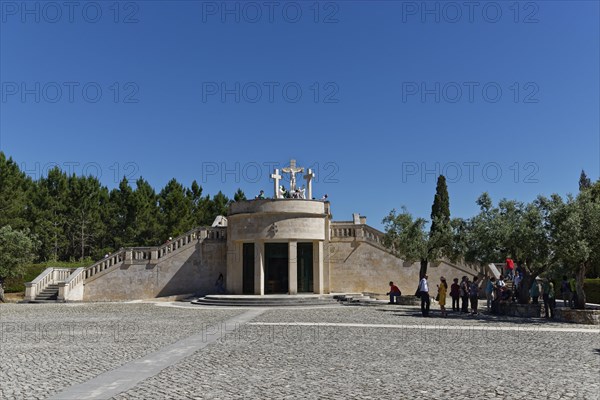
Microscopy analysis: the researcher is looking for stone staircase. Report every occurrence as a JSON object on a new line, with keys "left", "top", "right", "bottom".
{"left": 32, "top": 284, "right": 60, "bottom": 302}
{"left": 24, "top": 226, "right": 226, "bottom": 303}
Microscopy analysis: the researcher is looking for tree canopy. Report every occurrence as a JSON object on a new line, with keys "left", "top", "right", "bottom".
{"left": 383, "top": 173, "right": 600, "bottom": 308}
{"left": 0, "top": 152, "right": 245, "bottom": 262}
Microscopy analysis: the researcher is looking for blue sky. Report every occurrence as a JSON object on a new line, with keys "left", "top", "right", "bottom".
{"left": 1, "top": 0, "right": 598, "bottom": 229}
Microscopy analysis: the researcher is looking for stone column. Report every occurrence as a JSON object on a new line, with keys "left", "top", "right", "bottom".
{"left": 226, "top": 241, "right": 243, "bottom": 294}
{"left": 313, "top": 240, "right": 324, "bottom": 294}
{"left": 254, "top": 241, "right": 265, "bottom": 295}
{"left": 288, "top": 241, "right": 297, "bottom": 295}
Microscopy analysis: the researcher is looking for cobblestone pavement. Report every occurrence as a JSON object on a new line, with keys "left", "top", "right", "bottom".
{"left": 0, "top": 303, "right": 242, "bottom": 399}
{"left": 1, "top": 303, "right": 599, "bottom": 399}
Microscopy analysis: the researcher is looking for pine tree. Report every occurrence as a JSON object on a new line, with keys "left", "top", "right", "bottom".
{"left": 208, "top": 191, "right": 230, "bottom": 221}
{"left": 579, "top": 170, "right": 592, "bottom": 191}
{"left": 158, "top": 179, "right": 194, "bottom": 239}
{"left": 233, "top": 188, "right": 247, "bottom": 202}
{"left": 132, "top": 177, "right": 161, "bottom": 246}
{"left": 64, "top": 175, "right": 105, "bottom": 260}
{"left": 0, "top": 152, "right": 32, "bottom": 231}
{"left": 421, "top": 175, "right": 452, "bottom": 279}
{"left": 188, "top": 180, "right": 211, "bottom": 226}
{"left": 109, "top": 177, "right": 136, "bottom": 248}
{"left": 29, "top": 167, "right": 69, "bottom": 261}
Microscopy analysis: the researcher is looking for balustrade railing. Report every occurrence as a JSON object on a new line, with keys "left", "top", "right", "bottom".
{"left": 84, "top": 226, "right": 226, "bottom": 281}
{"left": 25, "top": 225, "right": 228, "bottom": 299}
{"left": 330, "top": 224, "right": 386, "bottom": 247}
{"left": 58, "top": 267, "right": 86, "bottom": 301}
{"left": 24, "top": 267, "right": 54, "bottom": 301}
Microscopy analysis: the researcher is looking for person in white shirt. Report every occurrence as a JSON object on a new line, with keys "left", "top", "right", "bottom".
{"left": 418, "top": 275, "right": 430, "bottom": 317}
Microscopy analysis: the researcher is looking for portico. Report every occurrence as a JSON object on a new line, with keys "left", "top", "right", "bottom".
{"left": 226, "top": 160, "right": 330, "bottom": 295}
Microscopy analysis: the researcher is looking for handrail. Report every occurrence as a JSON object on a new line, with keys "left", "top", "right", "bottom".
{"left": 330, "top": 223, "right": 483, "bottom": 275}
{"left": 84, "top": 250, "right": 126, "bottom": 279}
{"left": 58, "top": 267, "right": 86, "bottom": 301}
{"left": 24, "top": 267, "right": 54, "bottom": 301}
{"left": 29, "top": 267, "right": 54, "bottom": 285}
{"left": 25, "top": 225, "right": 228, "bottom": 300}
{"left": 330, "top": 223, "right": 386, "bottom": 248}
{"left": 83, "top": 226, "right": 227, "bottom": 281}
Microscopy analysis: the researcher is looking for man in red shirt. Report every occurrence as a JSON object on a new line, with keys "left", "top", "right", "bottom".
{"left": 505, "top": 258, "right": 515, "bottom": 281}
{"left": 387, "top": 281, "right": 402, "bottom": 304}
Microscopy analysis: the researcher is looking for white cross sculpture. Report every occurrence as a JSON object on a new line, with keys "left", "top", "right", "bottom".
{"left": 303, "top": 168, "right": 315, "bottom": 200}
{"left": 271, "top": 168, "right": 282, "bottom": 198}
{"left": 282, "top": 159, "right": 304, "bottom": 192}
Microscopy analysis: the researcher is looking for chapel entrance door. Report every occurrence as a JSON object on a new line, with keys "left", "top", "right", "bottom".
{"left": 297, "top": 242, "right": 314, "bottom": 293}
{"left": 264, "top": 243, "right": 288, "bottom": 294}
{"left": 242, "top": 243, "right": 255, "bottom": 295}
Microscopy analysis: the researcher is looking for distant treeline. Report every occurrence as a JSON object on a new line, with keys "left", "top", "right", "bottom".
{"left": 0, "top": 152, "right": 246, "bottom": 262}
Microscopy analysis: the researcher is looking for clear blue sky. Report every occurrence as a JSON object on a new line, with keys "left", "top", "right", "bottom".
{"left": 1, "top": 1, "right": 598, "bottom": 229}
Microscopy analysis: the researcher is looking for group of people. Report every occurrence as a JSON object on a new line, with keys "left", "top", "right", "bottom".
{"left": 560, "top": 275, "right": 579, "bottom": 309}
{"left": 255, "top": 189, "right": 329, "bottom": 201}
{"left": 529, "top": 278, "right": 557, "bottom": 319}
{"left": 416, "top": 275, "right": 483, "bottom": 317}
{"left": 389, "top": 270, "right": 563, "bottom": 320}
{"left": 385, "top": 275, "right": 485, "bottom": 318}
{"left": 445, "top": 276, "right": 482, "bottom": 316}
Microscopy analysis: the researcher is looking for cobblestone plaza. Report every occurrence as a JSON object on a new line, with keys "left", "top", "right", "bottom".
{"left": 1, "top": 302, "right": 599, "bottom": 400}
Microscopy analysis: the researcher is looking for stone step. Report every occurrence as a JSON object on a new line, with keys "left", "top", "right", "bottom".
{"left": 191, "top": 295, "right": 340, "bottom": 307}
{"left": 192, "top": 299, "right": 337, "bottom": 307}
{"left": 28, "top": 299, "right": 66, "bottom": 304}
{"left": 35, "top": 285, "right": 60, "bottom": 301}
{"left": 36, "top": 291, "right": 58, "bottom": 296}
{"left": 35, "top": 295, "right": 58, "bottom": 300}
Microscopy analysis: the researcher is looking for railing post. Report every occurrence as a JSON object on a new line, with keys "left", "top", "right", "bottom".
{"left": 57, "top": 282, "right": 67, "bottom": 301}
{"left": 150, "top": 249, "right": 158, "bottom": 264}
{"left": 356, "top": 226, "right": 364, "bottom": 239}
{"left": 124, "top": 249, "right": 133, "bottom": 265}
{"left": 24, "top": 283, "right": 35, "bottom": 301}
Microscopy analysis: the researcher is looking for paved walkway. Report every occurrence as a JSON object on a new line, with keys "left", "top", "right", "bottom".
{"left": 48, "top": 309, "right": 265, "bottom": 400}
{"left": 1, "top": 302, "right": 599, "bottom": 399}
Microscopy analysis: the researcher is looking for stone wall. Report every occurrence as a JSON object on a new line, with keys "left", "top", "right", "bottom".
{"left": 328, "top": 239, "right": 482, "bottom": 296}
{"left": 554, "top": 308, "right": 600, "bottom": 325}
{"left": 83, "top": 241, "right": 227, "bottom": 301}
{"left": 498, "top": 303, "right": 542, "bottom": 318}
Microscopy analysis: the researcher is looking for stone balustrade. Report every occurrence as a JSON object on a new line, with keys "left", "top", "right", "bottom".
{"left": 24, "top": 267, "right": 74, "bottom": 301}
{"left": 24, "top": 267, "right": 53, "bottom": 301}
{"left": 85, "top": 251, "right": 125, "bottom": 279}
{"left": 330, "top": 223, "right": 386, "bottom": 249}
{"left": 25, "top": 226, "right": 228, "bottom": 300}
{"left": 84, "top": 227, "right": 227, "bottom": 280}
{"left": 58, "top": 267, "right": 86, "bottom": 301}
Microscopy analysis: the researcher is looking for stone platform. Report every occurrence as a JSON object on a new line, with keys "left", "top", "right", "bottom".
{"left": 191, "top": 294, "right": 343, "bottom": 307}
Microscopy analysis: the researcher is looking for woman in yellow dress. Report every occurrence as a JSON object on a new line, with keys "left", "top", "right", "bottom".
{"left": 438, "top": 277, "right": 448, "bottom": 317}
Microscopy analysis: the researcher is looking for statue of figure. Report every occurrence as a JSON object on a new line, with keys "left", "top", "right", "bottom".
{"left": 282, "top": 159, "right": 304, "bottom": 192}
{"left": 279, "top": 185, "right": 287, "bottom": 198}
{"left": 299, "top": 186, "right": 306, "bottom": 199}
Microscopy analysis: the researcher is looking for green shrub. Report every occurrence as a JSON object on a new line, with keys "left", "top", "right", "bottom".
{"left": 584, "top": 279, "right": 600, "bottom": 305}
{"left": 3, "top": 261, "right": 90, "bottom": 293}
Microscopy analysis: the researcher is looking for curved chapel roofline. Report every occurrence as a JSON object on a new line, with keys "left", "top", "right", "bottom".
{"left": 228, "top": 198, "right": 331, "bottom": 217}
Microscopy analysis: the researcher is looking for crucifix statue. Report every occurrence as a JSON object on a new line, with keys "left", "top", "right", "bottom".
{"left": 282, "top": 159, "right": 304, "bottom": 192}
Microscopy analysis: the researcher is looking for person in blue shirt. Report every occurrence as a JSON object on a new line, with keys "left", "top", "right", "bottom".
{"left": 485, "top": 277, "right": 496, "bottom": 311}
